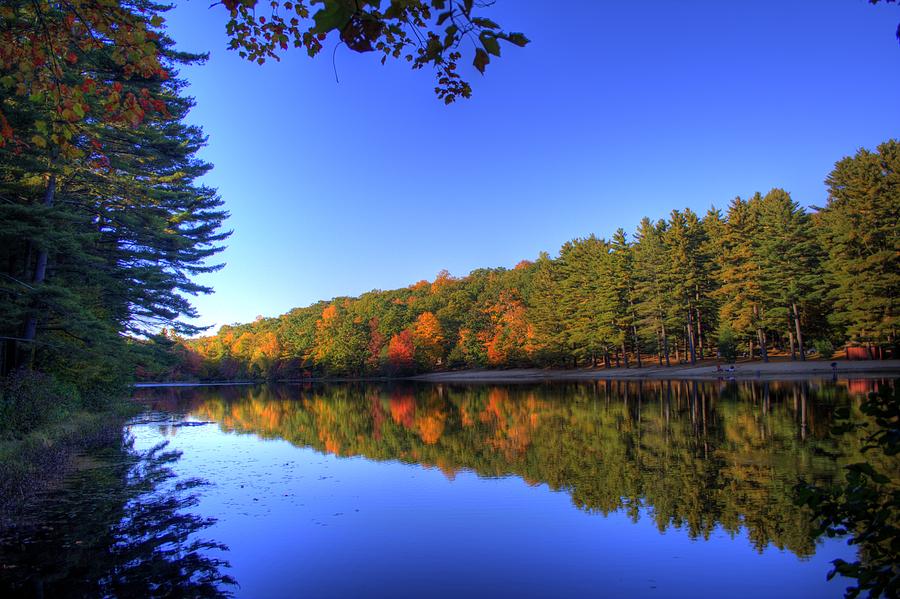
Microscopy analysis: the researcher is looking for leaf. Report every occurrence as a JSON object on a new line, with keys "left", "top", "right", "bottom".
{"left": 506, "top": 32, "right": 530, "bottom": 47}
{"left": 480, "top": 32, "right": 500, "bottom": 57}
{"left": 312, "top": 1, "right": 353, "bottom": 33}
{"left": 471, "top": 17, "right": 499, "bottom": 30}
{"left": 473, "top": 48, "right": 489, "bottom": 74}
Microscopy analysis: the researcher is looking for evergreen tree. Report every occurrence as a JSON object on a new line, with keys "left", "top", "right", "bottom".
{"left": 716, "top": 196, "right": 768, "bottom": 361}
{"left": 756, "top": 189, "right": 822, "bottom": 360}
{"left": 817, "top": 140, "right": 899, "bottom": 349}
{"left": 0, "top": 4, "right": 228, "bottom": 386}
{"left": 633, "top": 218, "right": 673, "bottom": 366}
{"left": 610, "top": 229, "right": 641, "bottom": 367}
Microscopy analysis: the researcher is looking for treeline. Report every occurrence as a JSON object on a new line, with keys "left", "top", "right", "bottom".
{"left": 161, "top": 140, "right": 898, "bottom": 381}
{"left": 0, "top": 3, "right": 226, "bottom": 417}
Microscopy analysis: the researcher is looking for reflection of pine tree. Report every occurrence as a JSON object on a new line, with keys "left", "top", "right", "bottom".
{"left": 0, "top": 440, "right": 236, "bottom": 597}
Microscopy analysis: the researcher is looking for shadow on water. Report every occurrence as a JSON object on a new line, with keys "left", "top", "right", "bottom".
{"left": 0, "top": 435, "right": 236, "bottom": 597}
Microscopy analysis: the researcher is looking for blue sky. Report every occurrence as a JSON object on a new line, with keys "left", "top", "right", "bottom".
{"left": 162, "top": 0, "right": 900, "bottom": 333}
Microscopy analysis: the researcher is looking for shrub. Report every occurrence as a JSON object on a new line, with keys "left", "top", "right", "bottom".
{"left": 0, "top": 370, "right": 80, "bottom": 438}
{"left": 716, "top": 326, "right": 739, "bottom": 363}
{"left": 813, "top": 339, "right": 836, "bottom": 359}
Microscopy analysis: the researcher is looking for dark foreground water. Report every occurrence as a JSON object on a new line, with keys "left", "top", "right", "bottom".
{"left": 2, "top": 378, "right": 894, "bottom": 598}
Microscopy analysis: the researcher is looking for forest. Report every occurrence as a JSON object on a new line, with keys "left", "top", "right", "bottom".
{"left": 153, "top": 142, "right": 899, "bottom": 381}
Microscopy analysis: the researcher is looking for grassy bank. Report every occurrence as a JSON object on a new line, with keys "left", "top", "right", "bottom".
{"left": 0, "top": 371, "right": 137, "bottom": 527}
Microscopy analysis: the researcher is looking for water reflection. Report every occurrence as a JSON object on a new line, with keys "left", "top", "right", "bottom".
{"left": 136, "top": 379, "right": 887, "bottom": 559}
{"left": 0, "top": 437, "right": 235, "bottom": 597}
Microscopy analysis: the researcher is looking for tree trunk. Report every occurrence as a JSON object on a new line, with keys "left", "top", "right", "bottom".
{"left": 632, "top": 324, "right": 642, "bottom": 368}
{"left": 792, "top": 303, "right": 805, "bottom": 361}
{"left": 695, "top": 304, "right": 704, "bottom": 360}
{"left": 788, "top": 330, "right": 796, "bottom": 361}
{"left": 614, "top": 348, "right": 620, "bottom": 368}
{"left": 753, "top": 305, "right": 768, "bottom": 362}
{"left": 655, "top": 328, "right": 663, "bottom": 366}
{"left": 20, "top": 173, "right": 57, "bottom": 367}
{"left": 687, "top": 309, "right": 697, "bottom": 364}
{"left": 622, "top": 339, "right": 629, "bottom": 368}
{"left": 661, "top": 321, "right": 670, "bottom": 366}
{"left": 757, "top": 328, "right": 769, "bottom": 362}
{"left": 749, "top": 338, "right": 754, "bottom": 360}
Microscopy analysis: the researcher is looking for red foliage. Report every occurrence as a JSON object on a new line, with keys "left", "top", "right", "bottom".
{"left": 389, "top": 392, "right": 416, "bottom": 428}
{"left": 387, "top": 330, "right": 415, "bottom": 370}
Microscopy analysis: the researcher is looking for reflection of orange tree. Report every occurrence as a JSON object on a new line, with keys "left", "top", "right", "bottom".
{"left": 185, "top": 380, "right": 866, "bottom": 556}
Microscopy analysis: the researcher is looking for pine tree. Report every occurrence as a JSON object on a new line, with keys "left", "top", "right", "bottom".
{"left": 756, "top": 189, "right": 822, "bottom": 360}
{"left": 633, "top": 218, "right": 673, "bottom": 366}
{"left": 716, "top": 196, "right": 768, "bottom": 361}
{"left": 0, "top": 5, "right": 228, "bottom": 383}
{"left": 817, "top": 140, "right": 899, "bottom": 348}
{"left": 526, "top": 252, "right": 567, "bottom": 365}
{"left": 610, "top": 229, "right": 641, "bottom": 367}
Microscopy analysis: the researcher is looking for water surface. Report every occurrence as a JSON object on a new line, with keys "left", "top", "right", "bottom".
{"left": 5, "top": 379, "right": 890, "bottom": 597}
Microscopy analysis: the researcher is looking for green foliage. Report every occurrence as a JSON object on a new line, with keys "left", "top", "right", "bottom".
{"left": 1, "top": 2, "right": 228, "bottom": 390}
{"left": 814, "top": 339, "right": 837, "bottom": 359}
{"left": 817, "top": 140, "right": 899, "bottom": 346}
{"left": 716, "top": 325, "right": 739, "bottom": 363}
{"left": 0, "top": 370, "right": 78, "bottom": 438}
{"left": 795, "top": 384, "right": 900, "bottom": 599}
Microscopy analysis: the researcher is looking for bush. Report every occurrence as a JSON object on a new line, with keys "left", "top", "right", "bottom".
{"left": 813, "top": 339, "right": 836, "bottom": 359}
{"left": 716, "top": 326, "right": 739, "bottom": 363}
{"left": 0, "top": 370, "right": 80, "bottom": 438}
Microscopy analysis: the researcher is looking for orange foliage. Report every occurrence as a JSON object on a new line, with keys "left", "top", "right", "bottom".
{"left": 255, "top": 331, "right": 280, "bottom": 359}
{"left": 389, "top": 392, "right": 416, "bottom": 428}
{"left": 387, "top": 330, "right": 415, "bottom": 369}
{"left": 514, "top": 260, "right": 533, "bottom": 270}
{"left": 320, "top": 304, "right": 338, "bottom": 323}
{"left": 413, "top": 311, "right": 444, "bottom": 367}
{"left": 413, "top": 311, "right": 443, "bottom": 346}
{"left": 431, "top": 269, "right": 454, "bottom": 293}
{"left": 483, "top": 290, "right": 535, "bottom": 365}
{"left": 415, "top": 402, "right": 446, "bottom": 444}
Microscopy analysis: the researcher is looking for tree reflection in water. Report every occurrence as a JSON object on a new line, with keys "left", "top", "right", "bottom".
{"left": 138, "top": 379, "right": 892, "bottom": 559}
{"left": 0, "top": 436, "right": 236, "bottom": 597}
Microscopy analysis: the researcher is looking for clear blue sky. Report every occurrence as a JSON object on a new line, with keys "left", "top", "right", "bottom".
{"left": 162, "top": 0, "right": 900, "bottom": 333}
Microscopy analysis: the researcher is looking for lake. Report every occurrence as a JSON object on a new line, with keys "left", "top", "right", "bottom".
{"left": 2, "top": 378, "right": 891, "bottom": 598}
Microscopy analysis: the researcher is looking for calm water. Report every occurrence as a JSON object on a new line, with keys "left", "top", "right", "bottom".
{"left": 3, "top": 379, "right": 892, "bottom": 598}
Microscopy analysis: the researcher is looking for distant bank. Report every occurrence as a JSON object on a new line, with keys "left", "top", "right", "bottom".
{"left": 411, "top": 360, "right": 900, "bottom": 383}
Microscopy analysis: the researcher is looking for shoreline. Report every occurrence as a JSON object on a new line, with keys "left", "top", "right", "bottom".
{"left": 410, "top": 359, "right": 900, "bottom": 383}
{"left": 133, "top": 359, "right": 900, "bottom": 387}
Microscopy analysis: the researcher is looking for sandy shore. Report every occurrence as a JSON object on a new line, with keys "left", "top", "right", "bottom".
{"left": 411, "top": 360, "right": 900, "bottom": 383}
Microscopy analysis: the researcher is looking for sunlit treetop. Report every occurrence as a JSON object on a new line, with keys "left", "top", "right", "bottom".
{"left": 217, "top": 0, "right": 530, "bottom": 103}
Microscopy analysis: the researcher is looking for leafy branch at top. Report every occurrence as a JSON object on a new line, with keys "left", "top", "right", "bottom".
{"left": 216, "top": 0, "right": 530, "bottom": 104}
